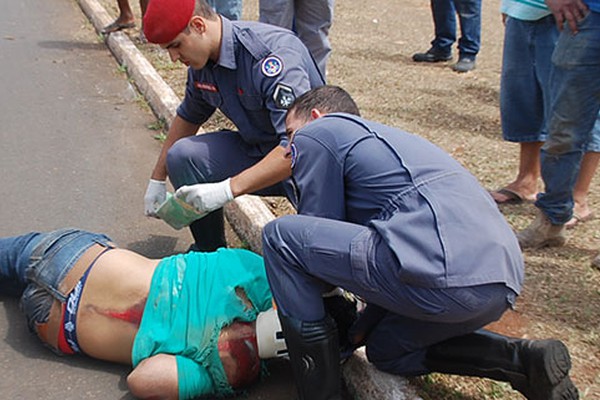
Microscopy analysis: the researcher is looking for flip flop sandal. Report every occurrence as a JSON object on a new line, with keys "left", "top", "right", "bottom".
{"left": 490, "top": 187, "right": 537, "bottom": 204}
{"left": 101, "top": 21, "right": 136, "bottom": 35}
{"left": 565, "top": 212, "right": 594, "bottom": 229}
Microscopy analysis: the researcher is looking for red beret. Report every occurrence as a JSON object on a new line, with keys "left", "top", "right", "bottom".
{"left": 143, "top": 0, "right": 196, "bottom": 44}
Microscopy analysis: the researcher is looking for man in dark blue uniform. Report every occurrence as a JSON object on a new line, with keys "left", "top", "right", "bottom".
{"left": 262, "top": 86, "right": 579, "bottom": 400}
{"left": 141, "top": 0, "right": 324, "bottom": 251}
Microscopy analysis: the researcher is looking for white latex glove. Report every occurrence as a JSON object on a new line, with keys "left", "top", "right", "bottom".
{"left": 175, "top": 178, "right": 234, "bottom": 214}
{"left": 144, "top": 179, "right": 167, "bottom": 217}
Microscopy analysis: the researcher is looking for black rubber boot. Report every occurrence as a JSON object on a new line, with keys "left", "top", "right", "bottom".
{"left": 278, "top": 313, "right": 342, "bottom": 400}
{"left": 188, "top": 209, "right": 226, "bottom": 252}
{"left": 424, "top": 330, "right": 579, "bottom": 400}
{"left": 323, "top": 292, "right": 357, "bottom": 353}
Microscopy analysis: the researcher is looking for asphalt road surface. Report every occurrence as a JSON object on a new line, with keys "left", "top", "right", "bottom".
{"left": 0, "top": 0, "right": 293, "bottom": 398}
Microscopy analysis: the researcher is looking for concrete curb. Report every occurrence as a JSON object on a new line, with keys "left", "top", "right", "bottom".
{"left": 76, "top": 1, "right": 422, "bottom": 398}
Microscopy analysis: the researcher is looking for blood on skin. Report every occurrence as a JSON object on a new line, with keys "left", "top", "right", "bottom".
{"left": 93, "top": 298, "right": 147, "bottom": 326}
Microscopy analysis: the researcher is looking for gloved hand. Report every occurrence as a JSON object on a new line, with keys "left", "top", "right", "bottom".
{"left": 175, "top": 178, "right": 234, "bottom": 214}
{"left": 144, "top": 179, "right": 167, "bottom": 217}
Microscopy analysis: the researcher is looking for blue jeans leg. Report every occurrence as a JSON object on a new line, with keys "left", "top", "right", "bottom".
{"left": 430, "top": 0, "right": 457, "bottom": 54}
{"left": 0, "top": 232, "right": 42, "bottom": 296}
{"left": 536, "top": 11, "right": 600, "bottom": 224}
{"left": 455, "top": 0, "right": 481, "bottom": 56}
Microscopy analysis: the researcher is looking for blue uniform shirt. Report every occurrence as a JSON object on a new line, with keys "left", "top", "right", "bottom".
{"left": 177, "top": 18, "right": 324, "bottom": 154}
{"left": 586, "top": 0, "right": 600, "bottom": 12}
{"left": 290, "top": 114, "right": 524, "bottom": 293}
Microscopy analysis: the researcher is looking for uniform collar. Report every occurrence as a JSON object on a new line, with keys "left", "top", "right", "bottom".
{"left": 216, "top": 16, "right": 237, "bottom": 70}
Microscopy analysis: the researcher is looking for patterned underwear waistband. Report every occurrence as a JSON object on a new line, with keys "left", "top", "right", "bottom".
{"left": 57, "top": 247, "right": 112, "bottom": 355}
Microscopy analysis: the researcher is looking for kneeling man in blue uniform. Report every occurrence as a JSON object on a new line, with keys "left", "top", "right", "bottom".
{"left": 261, "top": 86, "right": 579, "bottom": 400}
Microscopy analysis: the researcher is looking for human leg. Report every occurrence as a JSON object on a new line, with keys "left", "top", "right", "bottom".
{"left": 453, "top": 0, "right": 481, "bottom": 58}
{"left": 262, "top": 215, "right": 528, "bottom": 399}
{"left": 167, "top": 131, "right": 286, "bottom": 251}
{"left": 413, "top": 0, "right": 455, "bottom": 62}
{"left": 0, "top": 232, "right": 42, "bottom": 296}
{"left": 364, "top": 311, "right": 577, "bottom": 399}
{"left": 491, "top": 142, "right": 543, "bottom": 203}
{"left": 451, "top": 0, "right": 481, "bottom": 71}
{"left": 5, "top": 229, "right": 113, "bottom": 353}
{"left": 430, "top": 0, "right": 457, "bottom": 54}
{"left": 263, "top": 215, "right": 382, "bottom": 400}
{"left": 496, "top": 16, "right": 557, "bottom": 201}
{"left": 494, "top": 17, "right": 555, "bottom": 202}
{"left": 116, "top": 0, "right": 135, "bottom": 22}
{"left": 258, "top": 0, "right": 294, "bottom": 29}
{"left": 519, "top": 13, "right": 600, "bottom": 248}
{"left": 362, "top": 282, "right": 513, "bottom": 372}
{"left": 567, "top": 114, "right": 600, "bottom": 228}
{"left": 535, "top": 14, "right": 600, "bottom": 225}
{"left": 278, "top": 313, "right": 341, "bottom": 400}
{"left": 294, "top": 0, "right": 334, "bottom": 76}
{"left": 422, "top": 330, "right": 578, "bottom": 400}
{"left": 102, "top": 0, "right": 136, "bottom": 34}
{"left": 263, "top": 215, "right": 556, "bottom": 396}
{"left": 566, "top": 152, "right": 599, "bottom": 228}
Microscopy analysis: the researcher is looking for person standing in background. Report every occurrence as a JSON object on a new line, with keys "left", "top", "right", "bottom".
{"left": 517, "top": 0, "right": 600, "bottom": 256}
{"left": 259, "top": 0, "right": 334, "bottom": 76}
{"left": 490, "top": 0, "right": 600, "bottom": 232}
{"left": 412, "top": 0, "right": 482, "bottom": 72}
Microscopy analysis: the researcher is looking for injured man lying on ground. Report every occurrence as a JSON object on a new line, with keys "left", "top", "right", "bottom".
{"left": 0, "top": 228, "right": 355, "bottom": 399}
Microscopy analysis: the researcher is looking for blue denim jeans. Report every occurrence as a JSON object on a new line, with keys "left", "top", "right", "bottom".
{"left": 500, "top": 15, "right": 557, "bottom": 143}
{"left": 536, "top": 11, "right": 600, "bottom": 224}
{"left": 430, "top": 0, "right": 481, "bottom": 56}
{"left": 0, "top": 229, "right": 113, "bottom": 334}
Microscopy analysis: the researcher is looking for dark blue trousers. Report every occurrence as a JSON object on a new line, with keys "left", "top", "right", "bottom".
{"left": 262, "top": 214, "right": 516, "bottom": 375}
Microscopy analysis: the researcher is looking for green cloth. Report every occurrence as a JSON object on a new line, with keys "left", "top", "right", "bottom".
{"left": 132, "top": 248, "right": 272, "bottom": 399}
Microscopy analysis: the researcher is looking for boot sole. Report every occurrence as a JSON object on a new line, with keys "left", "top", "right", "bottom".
{"left": 541, "top": 340, "right": 571, "bottom": 386}
{"left": 550, "top": 376, "right": 580, "bottom": 400}
{"left": 526, "top": 340, "right": 577, "bottom": 400}
{"left": 412, "top": 55, "right": 452, "bottom": 62}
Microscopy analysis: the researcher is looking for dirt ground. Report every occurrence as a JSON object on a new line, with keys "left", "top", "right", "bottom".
{"left": 99, "top": 0, "right": 600, "bottom": 398}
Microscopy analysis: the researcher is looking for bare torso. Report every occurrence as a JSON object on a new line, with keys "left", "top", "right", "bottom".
{"left": 76, "top": 248, "right": 159, "bottom": 364}
{"left": 66, "top": 248, "right": 260, "bottom": 388}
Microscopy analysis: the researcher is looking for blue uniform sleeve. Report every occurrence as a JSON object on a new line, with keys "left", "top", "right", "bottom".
{"left": 176, "top": 68, "right": 217, "bottom": 125}
{"left": 176, "top": 355, "right": 214, "bottom": 399}
{"left": 293, "top": 133, "right": 346, "bottom": 219}
{"left": 256, "top": 46, "right": 321, "bottom": 148}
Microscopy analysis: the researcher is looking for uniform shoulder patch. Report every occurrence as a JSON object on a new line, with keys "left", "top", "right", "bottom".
{"left": 290, "top": 143, "right": 298, "bottom": 169}
{"left": 261, "top": 56, "right": 283, "bottom": 77}
{"left": 273, "top": 83, "right": 296, "bottom": 109}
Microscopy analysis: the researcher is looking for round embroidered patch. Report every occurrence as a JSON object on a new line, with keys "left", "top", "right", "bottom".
{"left": 261, "top": 56, "right": 283, "bottom": 77}
{"left": 290, "top": 143, "right": 298, "bottom": 169}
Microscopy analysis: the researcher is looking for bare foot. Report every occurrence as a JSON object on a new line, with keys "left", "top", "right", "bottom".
{"left": 565, "top": 201, "right": 594, "bottom": 229}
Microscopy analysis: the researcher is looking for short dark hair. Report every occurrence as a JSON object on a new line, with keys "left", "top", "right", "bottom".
{"left": 289, "top": 85, "right": 361, "bottom": 121}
